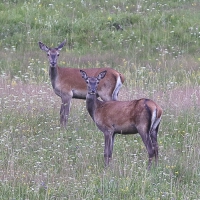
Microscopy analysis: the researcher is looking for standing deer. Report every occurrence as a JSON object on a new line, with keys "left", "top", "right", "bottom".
{"left": 80, "top": 70, "right": 162, "bottom": 169}
{"left": 39, "top": 40, "right": 125, "bottom": 127}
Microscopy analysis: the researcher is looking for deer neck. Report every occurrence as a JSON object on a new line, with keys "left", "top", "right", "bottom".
{"left": 86, "top": 93, "right": 101, "bottom": 121}
{"left": 49, "top": 66, "right": 58, "bottom": 89}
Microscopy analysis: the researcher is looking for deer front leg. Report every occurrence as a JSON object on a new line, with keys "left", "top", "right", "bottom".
{"left": 104, "top": 131, "right": 114, "bottom": 166}
{"left": 60, "top": 95, "right": 72, "bottom": 128}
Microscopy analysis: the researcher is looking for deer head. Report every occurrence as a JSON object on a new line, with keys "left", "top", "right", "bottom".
{"left": 80, "top": 70, "right": 107, "bottom": 95}
{"left": 38, "top": 40, "right": 66, "bottom": 67}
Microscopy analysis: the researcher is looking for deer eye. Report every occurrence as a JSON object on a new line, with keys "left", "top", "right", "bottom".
{"left": 57, "top": 53, "right": 60, "bottom": 56}
{"left": 47, "top": 53, "right": 50, "bottom": 56}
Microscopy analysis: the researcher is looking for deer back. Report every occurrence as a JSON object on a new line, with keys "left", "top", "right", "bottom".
{"left": 56, "top": 67, "right": 124, "bottom": 100}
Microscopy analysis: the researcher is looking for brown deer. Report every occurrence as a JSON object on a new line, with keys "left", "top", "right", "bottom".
{"left": 39, "top": 40, "right": 125, "bottom": 127}
{"left": 80, "top": 70, "right": 162, "bottom": 169}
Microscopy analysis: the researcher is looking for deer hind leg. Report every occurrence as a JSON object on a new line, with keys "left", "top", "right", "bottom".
{"left": 60, "top": 95, "right": 72, "bottom": 128}
{"left": 98, "top": 76, "right": 122, "bottom": 101}
{"left": 146, "top": 135, "right": 155, "bottom": 170}
{"left": 99, "top": 77, "right": 122, "bottom": 101}
{"left": 150, "top": 123, "right": 160, "bottom": 165}
{"left": 99, "top": 92, "right": 113, "bottom": 102}
{"left": 139, "top": 131, "right": 155, "bottom": 170}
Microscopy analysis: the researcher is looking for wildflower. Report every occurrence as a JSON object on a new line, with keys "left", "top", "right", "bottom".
{"left": 11, "top": 80, "right": 17, "bottom": 86}
{"left": 120, "top": 186, "right": 129, "bottom": 193}
{"left": 108, "top": 16, "right": 112, "bottom": 21}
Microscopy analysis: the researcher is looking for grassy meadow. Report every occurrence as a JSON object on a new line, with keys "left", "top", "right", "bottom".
{"left": 0, "top": 0, "right": 200, "bottom": 199}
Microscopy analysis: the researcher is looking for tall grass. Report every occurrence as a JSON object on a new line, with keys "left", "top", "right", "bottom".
{"left": 0, "top": 0, "right": 200, "bottom": 199}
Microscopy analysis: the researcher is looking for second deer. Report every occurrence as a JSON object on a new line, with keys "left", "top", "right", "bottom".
{"left": 80, "top": 70, "right": 162, "bottom": 169}
{"left": 39, "top": 40, "right": 125, "bottom": 127}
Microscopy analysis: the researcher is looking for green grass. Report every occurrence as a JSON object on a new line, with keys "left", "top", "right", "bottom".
{"left": 0, "top": 0, "right": 200, "bottom": 199}
{"left": 0, "top": 94, "right": 200, "bottom": 199}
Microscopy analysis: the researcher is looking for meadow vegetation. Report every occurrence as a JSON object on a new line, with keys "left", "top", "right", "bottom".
{"left": 0, "top": 0, "right": 200, "bottom": 199}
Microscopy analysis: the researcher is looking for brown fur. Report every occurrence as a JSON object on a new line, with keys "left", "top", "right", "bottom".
{"left": 39, "top": 41, "right": 125, "bottom": 127}
{"left": 80, "top": 70, "right": 162, "bottom": 169}
{"left": 56, "top": 67, "right": 124, "bottom": 100}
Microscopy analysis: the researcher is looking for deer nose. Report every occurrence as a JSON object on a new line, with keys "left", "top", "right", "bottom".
{"left": 89, "top": 89, "right": 96, "bottom": 94}
{"left": 51, "top": 62, "right": 56, "bottom": 66}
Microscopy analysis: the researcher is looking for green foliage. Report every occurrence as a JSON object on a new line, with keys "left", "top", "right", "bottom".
{"left": 0, "top": 1, "right": 200, "bottom": 54}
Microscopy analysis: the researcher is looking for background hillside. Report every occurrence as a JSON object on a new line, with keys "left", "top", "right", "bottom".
{"left": 0, "top": 0, "right": 200, "bottom": 199}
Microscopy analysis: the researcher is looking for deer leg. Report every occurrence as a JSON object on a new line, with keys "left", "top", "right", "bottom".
{"left": 60, "top": 95, "right": 72, "bottom": 128}
{"left": 139, "top": 133, "right": 155, "bottom": 170}
{"left": 146, "top": 135, "right": 155, "bottom": 170}
{"left": 104, "top": 131, "right": 114, "bottom": 166}
{"left": 150, "top": 124, "right": 160, "bottom": 165}
{"left": 98, "top": 88, "right": 113, "bottom": 102}
{"left": 100, "top": 94, "right": 112, "bottom": 102}
{"left": 110, "top": 133, "right": 115, "bottom": 157}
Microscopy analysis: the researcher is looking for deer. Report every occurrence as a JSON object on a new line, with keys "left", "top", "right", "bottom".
{"left": 80, "top": 70, "right": 162, "bottom": 169}
{"left": 38, "top": 40, "right": 125, "bottom": 128}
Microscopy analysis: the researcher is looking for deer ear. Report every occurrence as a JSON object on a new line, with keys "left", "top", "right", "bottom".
{"left": 38, "top": 42, "right": 49, "bottom": 52}
{"left": 57, "top": 40, "right": 66, "bottom": 51}
{"left": 80, "top": 70, "right": 88, "bottom": 80}
{"left": 97, "top": 70, "right": 107, "bottom": 80}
